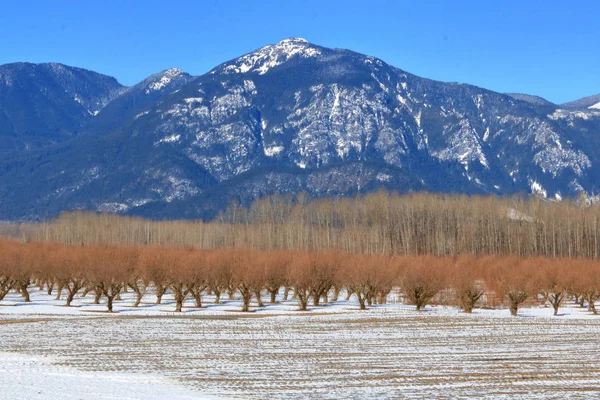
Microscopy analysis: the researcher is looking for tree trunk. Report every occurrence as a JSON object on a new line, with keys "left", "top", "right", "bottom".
{"left": 128, "top": 284, "right": 143, "bottom": 307}
{"left": 283, "top": 287, "right": 290, "bottom": 301}
{"left": 357, "top": 293, "right": 367, "bottom": 310}
{"left": 332, "top": 286, "right": 341, "bottom": 302}
{"left": 107, "top": 296, "right": 114, "bottom": 313}
{"left": 55, "top": 285, "right": 64, "bottom": 300}
{"left": 155, "top": 285, "right": 166, "bottom": 304}
{"left": 298, "top": 298, "right": 308, "bottom": 311}
{"left": 191, "top": 290, "right": 202, "bottom": 308}
{"left": 296, "top": 289, "right": 309, "bottom": 311}
{"left": 172, "top": 283, "right": 187, "bottom": 312}
{"left": 462, "top": 301, "right": 473, "bottom": 313}
{"left": 66, "top": 290, "right": 76, "bottom": 307}
{"left": 312, "top": 292, "right": 321, "bottom": 306}
{"left": 549, "top": 293, "right": 563, "bottom": 316}
{"left": 20, "top": 285, "right": 30, "bottom": 302}
{"left": 254, "top": 291, "right": 264, "bottom": 307}
{"left": 241, "top": 293, "right": 251, "bottom": 312}
{"left": 134, "top": 291, "right": 143, "bottom": 307}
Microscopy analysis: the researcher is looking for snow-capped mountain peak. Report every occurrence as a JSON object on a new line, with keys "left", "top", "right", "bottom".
{"left": 144, "top": 68, "right": 188, "bottom": 94}
{"left": 277, "top": 37, "right": 309, "bottom": 45}
{"left": 164, "top": 67, "right": 184, "bottom": 75}
{"left": 217, "top": 37, "right": 321, "bottom": 75}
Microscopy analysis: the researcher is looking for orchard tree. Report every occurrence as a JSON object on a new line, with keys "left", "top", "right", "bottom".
{"left": 451, "top": 256, "right": 486, "bottom": 313}
{"left": 489, "top": 257, "right": 534, "bottom": 317}
{"left": 183, "top": 250, "right": 208, "bottom": 308}
{"left": 206, "top": 250, "right": 233, "bottom": 304}
{"left": 89, "top": 246, "right": 133, "bottom": 312}
{"left": 288, "top": 253, "right": 313, "bottom": 311}
{"left": 400, "top": 256, "right": 446, "bottom": 312}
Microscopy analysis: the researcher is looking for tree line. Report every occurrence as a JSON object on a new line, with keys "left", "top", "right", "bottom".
{"left": 2, "top": 192, "right": 599, "bottom": 259}
{"left": 1, "top": 239, "right": 599, "bottom": 316}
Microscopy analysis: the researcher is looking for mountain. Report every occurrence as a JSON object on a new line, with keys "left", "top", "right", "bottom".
{"left": 1, "top": 38, "right": 600, "bottom": 220}
{"left": 561, "top": 94, "right": 600, "bottom": 110}
{"left": 506, "top": 93, "right": 555, "bottom": 108}
{"left": 0, "top": 62, "right": 124, "bottom": 152}
{"left": 83, "top": 68, "right": 195, "bottom": 136}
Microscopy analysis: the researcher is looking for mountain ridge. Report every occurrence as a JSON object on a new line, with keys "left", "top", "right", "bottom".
{"left": 1, "top": 39, "right": 599, "bottom": 221}
{"left": 0, "top": 62, "right": 125, "bottom": 152}
{"left": 561, "top": 93, "right": 600, "bottom": 110}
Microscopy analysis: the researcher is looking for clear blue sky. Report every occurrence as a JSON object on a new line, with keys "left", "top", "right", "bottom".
{"left": 1, "top": 0, "right": 598, "bottom": 103}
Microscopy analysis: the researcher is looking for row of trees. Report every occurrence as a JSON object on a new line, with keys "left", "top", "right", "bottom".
{"left": 5, "top": 191, "right": 600, "bottom": 259}
{"left": 1, "top": 240, "right": 599, "bottom": 316}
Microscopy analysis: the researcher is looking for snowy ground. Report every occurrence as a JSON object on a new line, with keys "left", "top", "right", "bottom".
{"left": 0, "top": 352, "right": 217, "bottom": 400}
{"left": 2, "top": 288, "right": 600, "bottom": 398}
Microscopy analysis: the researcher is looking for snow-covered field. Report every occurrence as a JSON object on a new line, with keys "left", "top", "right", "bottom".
{"left": 2, "top": 288, "right": 600, "bottom": 399}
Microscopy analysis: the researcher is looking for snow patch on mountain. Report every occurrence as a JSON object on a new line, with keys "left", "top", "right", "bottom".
{"left": 549, "top": 109, "right": 598, "bottom": 120}
{"left": 264, "top": 146, "right": 284, "bottom": 157}
{"left": 530, "top": 180, "right": 547, "bottom": 198}
{"left": 135, "top": 110, "right": 150, "bottom": 119}
{"left": 590, "top": 102, "right": 600, "bottom": 110}
{"left": 184, "top": 97, "right": 204, "bottom": 104}
{"left": 98, "top": 203, "right": 130, "bottom": 213}
{"left": 376, "top": 173, "right": 392, "bottom": 182}
{"left": 555, "top": 192, "right": 563, "bottom": 201}
{"left": 144, "top": 168, "right": 199, "bottom": 202}
{"left": 533, "top": 147, "right": 591, "bottom": 177}
{"left": 145, "top": 68, "right": 184, "bottom": 94}
{"left": 220, "top": 38, "right": 321, "bottom": 75}
{"left": 501, "top": 115, "right": 591, "bottom": 176}
{"left": 431, "top": 119, "right": 489, "bottom": 169}
{"left": 155, "top": 134, "right": 181, "bottom": 145}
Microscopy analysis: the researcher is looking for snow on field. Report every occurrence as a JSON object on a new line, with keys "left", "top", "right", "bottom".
{"left": 3, "top": 288, "right": 600, "bottom": 398}
{"left": 0, "top": 286, "right": 598, "bottom": 319}
{"left": 0, "top": 352, "right": 221, "bottom": 400}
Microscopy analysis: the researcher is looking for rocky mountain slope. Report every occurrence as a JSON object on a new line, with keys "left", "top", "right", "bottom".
{"left": 1, "top": 39, "right": 599, "bottom": 220}
{"left": 0, "top": 62, "right": 124, "bottom": 152}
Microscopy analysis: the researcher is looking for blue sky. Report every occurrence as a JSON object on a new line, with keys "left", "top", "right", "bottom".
{"left": 1, "top": 0, "right": 598, "bottom": 103}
